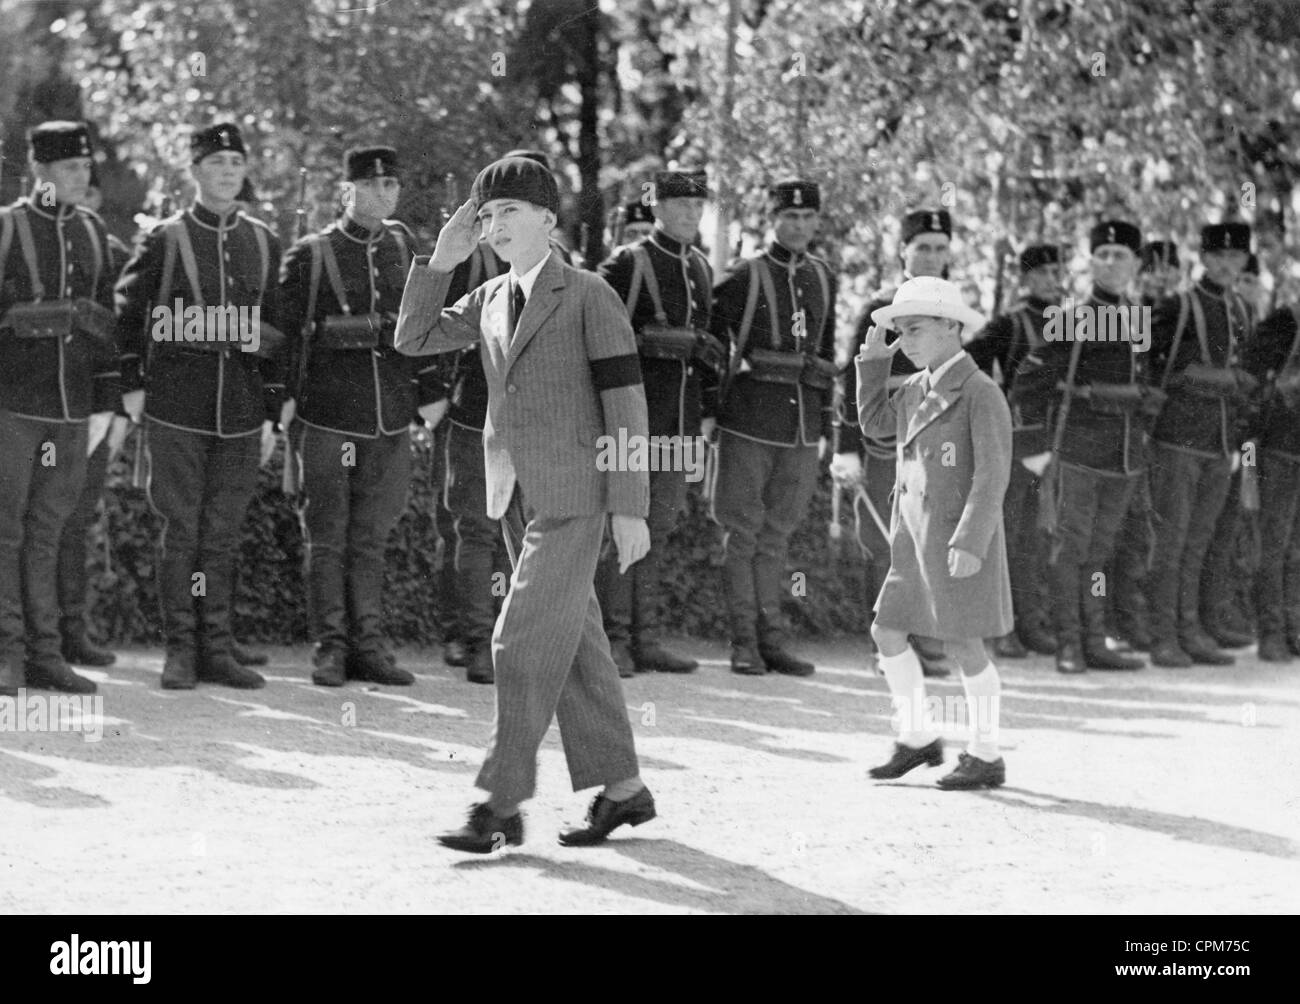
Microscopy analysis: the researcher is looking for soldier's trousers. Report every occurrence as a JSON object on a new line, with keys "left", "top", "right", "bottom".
{"left": 56, "top": 435, "right": 111, "bottom": 643}
{"left": 0, "top": 412, "right": 88, "bottom": 664}
{"left": 712, "top": 431, "right": 818, "bottom": 648}
{"left": 146, "top": 420, "right": 259, "bottom": 656}
{"left": 1147, "top": 444, "right": 1233, "bottom": 644}
{"left": 444, "top": 420, "right": 502, "bottom": 650}
{"left": 1003, "top": 460, "right": 1051, "bottom": 634}
{"left": 1199, "top": 468, "right": 1244, "bottom": 624}
{"left": 1047, "top": 462, "right": 1137, "bottom": 649}
{"left": 430, "top": 421, "right": 462, "bottom": 644}
{"left": 1252, "top": 450, "right": 1300, "bottom": 641}
{"left": 1108, "top": 471, "right": 1154, "bottom": 634}
{"left": 596, "top": 466, "right": 687, "bottom": 647}
{"left": 296, "top": 424, "right": 410, "bottom": 656}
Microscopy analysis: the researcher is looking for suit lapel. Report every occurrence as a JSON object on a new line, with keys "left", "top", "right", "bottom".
{"left": 505, "top": 253, "right": 565, "bottom": 374}
{"left": 902, "top": 354, "right": 976, "bottom": 447}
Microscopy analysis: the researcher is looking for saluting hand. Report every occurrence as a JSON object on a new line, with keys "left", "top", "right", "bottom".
{"left": 856, "top": 324, "right": 903, "bottom": 362}
{"left": 428, "top": 199, "right": 480, "bottom": 272}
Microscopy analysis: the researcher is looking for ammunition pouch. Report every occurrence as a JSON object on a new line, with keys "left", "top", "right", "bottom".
{"left": 1138, "top": 386, "right": 1168, "bottom": 418}
{"left": 693, "top": 330, "right": 727, "bottom": 371}
{"left": 745, "top": 348, "right": 806, "bottom": 385}
{"left": 1, "top": 298, "right": 115, "bottom": 346}
{"left": 315, "top": 313, "right": 384, "bottom": 351}
{"left": 800, "top": 355, "right": 838, "bottom": 391}
{"left": 637, "top": 323, "right": 697, "bottom": 361}
{"left": 1173, "top": 363, "right": 1249, "bottom": 401}
{"left": 1080, "top": 382, "right": 1145, "bottom": 416}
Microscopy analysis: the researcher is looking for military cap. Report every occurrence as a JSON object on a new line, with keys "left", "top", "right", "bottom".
{"left": 1019, "top": 243, "right": 1060, "bottom": 273}
{"left": 471, "top": 156, "right": 559, "bottom": 213}
{"left": 345, "top": 146, "right": 399, "bottom": 182}
{"left": 901, "top": 209, "right": 952, "bottom": 247}
{"left": 624, "top": 200, "right": 655, "bottom": 226}
{"left": 191, "top": 122, "right": 246, "bottom": 163}
{"left": 768, "top": 179, "right": 820, "bottom": 213}
{"left": 654, "top": 169, "right": 709, "bottom": 201}
{"left": 28, "top": 121, "right": 93, "bottom": 163}
{"left": 1201, "top": 222, "right": 1251, "bottom": 253}
{"left": 1140, "top": 240, "right": 1180, "bottom": 272}
{"left": 1089, "top": 219, "right": 1142, "bottom": 254}
{"left": 502, "top": 149, "right": 552, "bottom": 171}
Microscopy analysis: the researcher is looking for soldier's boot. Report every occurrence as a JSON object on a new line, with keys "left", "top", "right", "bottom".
{"left": 1179, "top": 628, "right": 1234, "bottom": 666}
{"left": 1017, "top": 619, "right": 1057, "bottom": 656}
{"left": 730, "top": 641, "right": 766, "bottom": 676}
{"left": 160, "top": 649, "right": 197, "bottom": 690}
{"left": 634, "top": 640, "right": 698, "bottom": 674}
{"left": 1257, "top": 635, "right": 1294, "bottom": 662}
{"left": 1055, "top": 635, "right": 1086, "bottom": 674}
{"left": 1202, "top": 604, "right": 1254, "bottom": 649}
{"left": 25, "top": 657, "right": 97, "bottom": 694}
{"left": 608, "top": 639, "right": 636, "bottom": 679}
{"left": 232, "top": 643, "right": 269, "bottom": 667}
{"left": 198, "top": 651, "right": 266, "bottom": 689}
{"left": 0, "top": 650, "right": 25, "bottom": 697}
{"left": 1113, "top": 610, "right": 1154, "bottom": 653}
{"left": 59, "top": 617, "right": 116, "bottom": 667}
{"left": 466, "top": 643, "right": 495, "bottom": 685}
{"left": 1082, "top": 595, "right": 1143, "bottom": 670}
{"left": 311, "top": 647, "right": 347, "bottom": 687}
{"left": 989, "top": 632, "right": 1028, "bottom": 659}
{"left": 757, "top": 604, "right": 814, "bottom": 677}
{"left": 348, "top": 649, "right": 414, "bottom": 686}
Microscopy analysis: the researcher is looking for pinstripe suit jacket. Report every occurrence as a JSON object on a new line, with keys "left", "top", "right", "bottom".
{"left": 395, "top": 250, "right": 650, "bottom": 521}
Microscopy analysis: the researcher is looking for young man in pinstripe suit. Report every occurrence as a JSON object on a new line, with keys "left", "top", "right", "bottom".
{"left": 396, "top": 156, "right": 658, "bottom": 854}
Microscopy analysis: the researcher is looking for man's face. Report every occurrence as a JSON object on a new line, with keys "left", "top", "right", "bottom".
{"left": 891, "top": 314, "right": 960, "bottom": 370}
{"left": 478, "top": 198, "right": 554, "bottom": 264}
{"left": 1091, "top": 244, "right": 1137, "bottom": 295}
{"left": 347, "top": 176, "right": 401, "bottom": 221}
{"left": 1141, "top": 262, "right": 1180, "bottom": 299}
{"left": 1203, "top": 249, "right": 1248, "bottom": 287}
{"left": 654, "top": 196, "right": 704, "bottom": 244}
{"left": 1024, "top": 263, "right": 1063, "bottom": 302}
{"left": 35, "top": 156, "right": 92, "bottom": 207}
{"left": 1236, "top": 272, "right": 1266, "bottom": 316}
{"left": 902, "top": 233, "right": 951, "bottom": 278}
{"left": 623, "top": 221, "right": 654, "bottom": 243}
{"left": 773, "top": 208, "right": 819, "bottom": 253}
{"left": 192, "top": 151, "right": 247, "bottom": 205}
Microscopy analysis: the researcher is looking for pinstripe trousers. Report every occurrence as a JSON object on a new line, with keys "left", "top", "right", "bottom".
{"left": 475, "top": 491, "right": 641, "bottom": 804}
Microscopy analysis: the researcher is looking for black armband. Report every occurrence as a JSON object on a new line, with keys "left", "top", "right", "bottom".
{"left": 590, "top": 353, "right": 643, "bottom": 391}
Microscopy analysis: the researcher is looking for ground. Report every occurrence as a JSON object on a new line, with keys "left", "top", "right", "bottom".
{"left": 1, "top": 638, "right": 1297, "bottom": 914}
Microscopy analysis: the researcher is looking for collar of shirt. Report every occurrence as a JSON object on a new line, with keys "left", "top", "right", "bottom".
{"left": 1090, "top": 283, "right": 1125, "bottom": 306}
{"left": 340, "top": 215, "right": 385, "bottom": 244}
{"left": 650, "top": 229, "right": 691, "bottom": 257}
{"left": 510, "top": 248, "right": 552, "bottom": 300}
{"left": 926, "top": 349, "right": 967, "bottom": 387}
{"left": 1197, "top": 276, "right": 1228, "bottom": 299}
{"left": 768, "top": 241, "right": 806, "bottom": 267}
{"left": 190, "top": 202, "right": 242, "bottom": 231}
{"left": 23, "top": 197, "right": 79, "bottom": 222}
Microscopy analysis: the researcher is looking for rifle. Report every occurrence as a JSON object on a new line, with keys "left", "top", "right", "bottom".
{"left": 1038, "top": 336, "right": 1084, "bottom": 560}
{"left": 281, "top": 167, "right": 310, "bottom": 497}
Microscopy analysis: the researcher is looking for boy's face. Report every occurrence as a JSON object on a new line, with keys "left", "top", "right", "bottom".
{"left": 346, "top": 176, "right": 401, "bottom": 220}
{"left": 1203, "top": 249, "right": 1247, "bottom": 287}
{"left": 772, "top": 208, "right": 819, "bottom": 253}
{"left": 1091, "top": 244, "right": 1137, "bottom": 295}
{"left": 191, "top": 151, "right": 247, "bottom": 205}
{"left": 478, "top": 198, "right": 554, "bottom": 265}
{"left": 1024, "top": 263, "right": 1063, "bottom": 302}
{"left": 892, "top": 314, "right": 961, "bottom": 371}
{"left": 34, "top": 156, "right": 92, "bottom": 207}
{"left": 654, "top": 196, "right": 704, "bottom": 243}
{"left": 902, "top": 233, "right": 951, "bottom": 278}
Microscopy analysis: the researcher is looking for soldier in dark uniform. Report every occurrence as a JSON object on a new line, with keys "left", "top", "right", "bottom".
{"left": 711, "top": 179, "right": 838, "bottom": 676}
{"left": 1246, "top": 289, "right": 1300, "bottom": 661}
{"left": 280, "top": 146, "right": 439, "bottom": 687}
{"left": 619, "top": 200, "right": 655, "bottom": 246}
{"left": 832, "top": 208, "right": 957, "bottom": 675}
{"left": 1144, "top": 222, "right": 1256, "bottom": 667}
{"left": 115, "top": 122, "right": 286, "bottom": 690}
{"left": 595, "top": 168, "right": 718, "bottom": 675}
{"left": 1012, "top": 220, "right": 1155, "bottom": 673}
{"left": 964, "top": 243, "right": 1063, "bottom": 656}
{"left": 0, "top": 121, "right": 117, "bottom": 697}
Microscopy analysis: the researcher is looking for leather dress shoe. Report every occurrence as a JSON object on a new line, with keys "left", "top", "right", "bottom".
{"left": 868, "top": 739, "right": 944, "bottom": 779}
{"left": 467, "top": 644, "right": 495, "bottom": 684}
{"left": 760, "top": 645, "right": 815, "bottom": 676}
{"left": 61, "top": 633, "right": 116, "bottom": 667}
{"left": 731, "top": 643, "right": 765, "bottom": 675}
{"left": 1205, "top": 622, "right": 1254, "bottom": 650}
{"left": 1149, "top": 642, "right": 1194, "bottom": 668}
{"left": 311, "top": 648, "right": 347, "bottom": 687}
{"left": 634, "top": 641, "right": 698, "bottom": 674}
{"left": 442, "top": 639, "right": 469, "bottom": 668}
{"left": 348, "top": 651, "right": 414, "bottom": 686}
{"left": 437, "top": 802, "right": 524, "bottom": 854}
{"left": 232, "top": 642, "right": 269, "bottom": 667}
{"left": 609, "top": 639, "right": 636, "bottom": 679}
{"left": 1018, "top": 624, "right": 1057, "bottom": 655}
{"left": 937, "top": 751, "right": 1006, "bottom": 790}
{"left": 198, "top": 652, "right": 266, "bottom": 689}
{"left": 1055, "top": 640, "right": 1086, "bottom": 674}
{"left": 161, "top": 650, "right": 196, "bottom": 690}
{"left": 1083, "top": 642, "right": 1144, "bottom": 671}
{"left": 1257, "top": 635, "right": 1294, "bottom": 662}
{"left": 0, "top": 653, "right": 26, "bottom": 697}
{"left": 26, "top": 658, "right": 97, "bottom": 694}
{"left": 1181, "top": 633, "right": 1234, "bottom": 666}
{"left": 990, "top": 632, "right": 1027, "bottom": 659}
{"left": 558, "top": 787, "right": 656, "bottom": 846}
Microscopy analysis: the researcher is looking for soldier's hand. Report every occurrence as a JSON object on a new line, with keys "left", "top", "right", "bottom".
{"left": 259, "top": 420, "right": 276, "bottom": 468}
{"left": 1231, "top": 449, "right": 1242, "bottom": 474}
{"left": 857, "top": 324, "right": 903, "bottom": 362}
{"left": 829, "top": 451, "right": 863, "bottom": 486}
{"left": 700, "top": 416, "right": 717, "bottom": 441}
{"left": 87, "top": 411, "right": 113, "bottom": 457}
{"left": 418, "top": 400, "right": 448, "bottom": 431}
{"left": 948, "top": 547, "right": 981, "bottom": 579}
{"left": 1021, "top": 451, "right": 1052, "bottom": 477}
{"left": 279, "top": 398, "right": 296, "bottom": 432}
{"left": 122, "top": 390, "right": 145, "bottom": 424}
{"left": 107, "top": 415, "right": 131, "bottom": 461}
{"left": 611, "top": 514, "right": 650, "bottom": 574}
{"left": 428, "top": 199, "right": 480, "bottom": 272}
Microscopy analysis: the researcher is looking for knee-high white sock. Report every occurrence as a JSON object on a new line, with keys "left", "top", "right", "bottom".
{"left": 878, "top": 648, "right": 935, "bottom": 747}
{"left": 961, "top": 662, "right": 1002, "bottom": 762}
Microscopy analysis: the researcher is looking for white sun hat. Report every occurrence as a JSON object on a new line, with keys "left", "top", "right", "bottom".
{"left": 870, "top": 276, "right": 986, "bottom": 336}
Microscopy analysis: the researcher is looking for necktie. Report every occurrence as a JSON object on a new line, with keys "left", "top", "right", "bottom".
{"left": 509, "top": 280, "right": 526, "bottom": 341}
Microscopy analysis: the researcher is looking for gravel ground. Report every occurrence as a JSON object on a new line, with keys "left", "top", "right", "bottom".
{"left": 1, "top": 638, "right": 1297, "bottom": 914}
